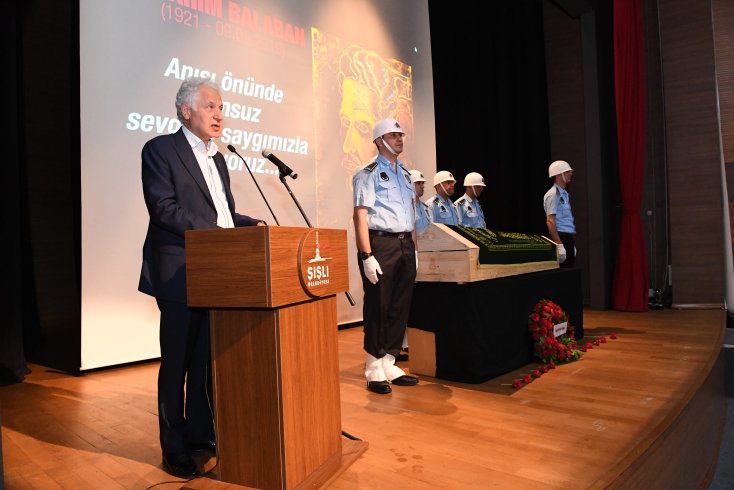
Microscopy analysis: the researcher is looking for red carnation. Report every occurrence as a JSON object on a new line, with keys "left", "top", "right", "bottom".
{"left": 541, "top": 365, "right": 549, "bottom": 373}
{"left": 610, "top": 333, "right": 617, "bottom": 339}
{"left": 513, "top": 379, "right": 524, "bottom": 389}
{"left": 600, "top": 336, "right": 607, "bottom": 343}
{"left": 523, "top": 375, "right": 533, "bottom": 384}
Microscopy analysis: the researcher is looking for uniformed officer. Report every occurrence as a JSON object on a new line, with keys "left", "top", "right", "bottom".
{"left": 456, "top": 172, "right": 486, "bottom": 228}
{"left": 544, "top": 160, "right": 576, "bottom": 267}
{"left": 409, "top": 169, "right": 431, "bottom": 235}
{"left": 353, "top": 118, "right": 419, "bottom": 394}
{"left": 426, "top": 170, "right": 460, "bottom": 225}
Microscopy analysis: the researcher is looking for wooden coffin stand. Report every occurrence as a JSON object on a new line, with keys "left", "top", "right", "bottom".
{"left": 186, "top": 226, "right": 366, "bottom": 490}
{"left": 408, "top": 223, "right": 560, "bottom": 378}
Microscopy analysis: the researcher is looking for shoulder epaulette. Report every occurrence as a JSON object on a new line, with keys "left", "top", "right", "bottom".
{"left": 365, "top": 161, "right": 378, "bottom": 172}
{"left": 456, "top": 197, "right": 466, "bottom": 205}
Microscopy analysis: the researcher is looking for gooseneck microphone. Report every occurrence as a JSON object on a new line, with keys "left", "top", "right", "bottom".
{"left": 262, "top": 150, "right": 298, "bottom": 179}
{"left": 227, "top": 145, "right": 280, "bottom": 226}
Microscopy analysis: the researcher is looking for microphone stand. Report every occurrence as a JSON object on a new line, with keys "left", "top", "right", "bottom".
{"left": 278, "top": 173, "right": 311, "bottom": 227}
{"left": 276, "top": 171, "right": 356, "bottom": 307}
{"left": 228, "top": 146, "right": 280, "bottom": 225}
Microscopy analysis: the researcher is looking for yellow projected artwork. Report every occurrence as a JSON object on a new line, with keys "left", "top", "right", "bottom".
{"left": 336, "top": 45, "right": 414, "bottom": 172}
{"left": 312, "top": 28, "right": 414, "bottom": 176}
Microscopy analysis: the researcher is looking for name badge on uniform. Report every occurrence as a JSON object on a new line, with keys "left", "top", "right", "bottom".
{"left": 379, "top": 172, "right": 389, "bottom": 181}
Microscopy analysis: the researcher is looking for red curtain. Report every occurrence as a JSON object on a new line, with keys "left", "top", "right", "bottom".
{"left": 612, "top": 0, "right": 649, "bottom": 311}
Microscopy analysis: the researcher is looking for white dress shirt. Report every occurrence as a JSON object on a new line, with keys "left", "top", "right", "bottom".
{"left": 182, "top": 126, "right": 234, "bottom": 228}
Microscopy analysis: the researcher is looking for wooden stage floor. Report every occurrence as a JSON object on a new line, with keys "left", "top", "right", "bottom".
{"left": 0, "top": 309, "right": 727, "bottom": 489}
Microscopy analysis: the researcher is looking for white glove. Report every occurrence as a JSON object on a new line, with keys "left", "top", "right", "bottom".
{"left": 363, "top": 255, "right": 382, "bottom": 284}
{"left": 557, "top": 243, "right": 567, "bottom": 264}
{"left": 415, "top": 251, "right": 419, "bottom": 270}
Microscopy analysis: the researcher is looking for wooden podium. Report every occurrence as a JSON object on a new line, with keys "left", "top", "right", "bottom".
{"left": 185, "top": 226, "right": 358, "bottom": 489}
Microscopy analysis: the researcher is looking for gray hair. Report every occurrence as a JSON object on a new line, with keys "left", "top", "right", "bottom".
{"left": 175, "top": 77, "right": 220, "bottom": 123}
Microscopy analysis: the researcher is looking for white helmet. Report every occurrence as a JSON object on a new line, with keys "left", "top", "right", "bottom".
{"left": 463, "top": 172, "right": 485, "bottom": 187}
{"left": 409, "top": 169, "right": 426, "bottom": 183}
{"left": 372, "top": 118, "right": 405, "bottom": 141}
{"left": 548, "top": 160, "right": 573, "bottom": 178}
{"left": 433, "top": 170, "right": 456, "bottom": 186}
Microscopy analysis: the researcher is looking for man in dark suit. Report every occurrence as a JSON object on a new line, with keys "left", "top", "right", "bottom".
{"left": 139, "top": 77, "right": 263, "bottom": 478}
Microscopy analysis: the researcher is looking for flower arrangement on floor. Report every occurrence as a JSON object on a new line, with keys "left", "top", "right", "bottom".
{"left": 528, "top": 298, "right": 581, "bottom": 364}
{"left": 511, "top": 299, "right": 618, "bottom": 390}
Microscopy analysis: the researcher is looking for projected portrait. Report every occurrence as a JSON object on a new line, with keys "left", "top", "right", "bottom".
{"left": 336, "top": 45, "right": 414, "bottom": 172}
{"left": 312, "top": 29, "right": 414, "bottom": 176}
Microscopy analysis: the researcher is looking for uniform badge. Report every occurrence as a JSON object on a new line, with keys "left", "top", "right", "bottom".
{"left": 379, "top": 172, "right": 389, "bottom": 181}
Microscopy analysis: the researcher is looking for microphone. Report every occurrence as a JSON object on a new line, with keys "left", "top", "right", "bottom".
{"left": 262, "top": 150, "right": 298, "bottom": 179}
{"left": 227, "top": 145, "right": 280, "bottom": 226}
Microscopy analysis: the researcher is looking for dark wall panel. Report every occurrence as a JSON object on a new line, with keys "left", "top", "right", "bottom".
{"left": 19, "top": 1, "right": 81, "bottom": 371}
{"left": 543, "top": 2, "right": 590, "bottom": 304}
{"left": 714, "top": 0, "right": 734, "bottom": 166}
{"left": 659, "top": 0, "right": 725, "bottom": 305}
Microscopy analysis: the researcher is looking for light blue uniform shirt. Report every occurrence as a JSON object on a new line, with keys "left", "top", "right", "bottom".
{"left": 353, "top": 155, "right": 415, "bottom": 232}
{"left": 415, "top": 200, "right": 431, "bottom": 235}
{"left": 426, "top": 194, "right": 459, "bottom": 225}
{"left": 543, "top": 184, "right": 575, "bottom": 233}
{"left": 455, "top": 194, "right": 485, "bottom": 228}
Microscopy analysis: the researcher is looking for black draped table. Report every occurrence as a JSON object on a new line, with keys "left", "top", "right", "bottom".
{"left": 408, "top": 267, "right": 583, "bottom": 383}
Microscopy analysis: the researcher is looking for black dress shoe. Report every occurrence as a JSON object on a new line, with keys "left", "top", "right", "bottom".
{"left": 367, "top": 380, "right": 392, "bottom": 394}
{"left": 188, "top": 440, "right": 216, "bottom": 454}
{"left": 162, "top": 451, "right": 200, "bottom": 478}
{"left": 396, "top": 353, "right": 409, "bottom": 362}
{"left": 391, "top": 375, "right": 419, "bottom": 386}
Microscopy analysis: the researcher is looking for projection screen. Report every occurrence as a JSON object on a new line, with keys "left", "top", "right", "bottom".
{"left": 79, "top": 0, "right": 436, "bottom": 369}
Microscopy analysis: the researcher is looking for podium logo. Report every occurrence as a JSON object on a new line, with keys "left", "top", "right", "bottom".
{"left": 297, "top": 228, "right": 346, "bottom": 298}
{"left": 306, "top": 231, "right": 331, "bottom": 287}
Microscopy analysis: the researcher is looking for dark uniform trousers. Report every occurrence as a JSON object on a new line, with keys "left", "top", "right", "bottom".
{"left": 359, "top": 232, "right": 417, "bottom": 358}
{"left": 156, "top": 298, "right": 214, "bottom": 454}
{"left": 558, "top": 232, "right": 576, "bottom": 269}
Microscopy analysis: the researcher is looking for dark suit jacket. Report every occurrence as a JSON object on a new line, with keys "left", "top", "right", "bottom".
{"left": 138, "top": 128, "right": 259, "bottom": 303}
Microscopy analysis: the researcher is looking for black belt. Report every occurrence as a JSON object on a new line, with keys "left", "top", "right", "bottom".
{"left": 369, "top": 229, "right": 411, "bottom": 239}
{"left": 558, "top": 232, "right": 575, "bottom": 237}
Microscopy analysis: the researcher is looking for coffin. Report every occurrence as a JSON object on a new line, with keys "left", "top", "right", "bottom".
{"left": 416, "top": 223, "right": 559, "bottom": 282}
